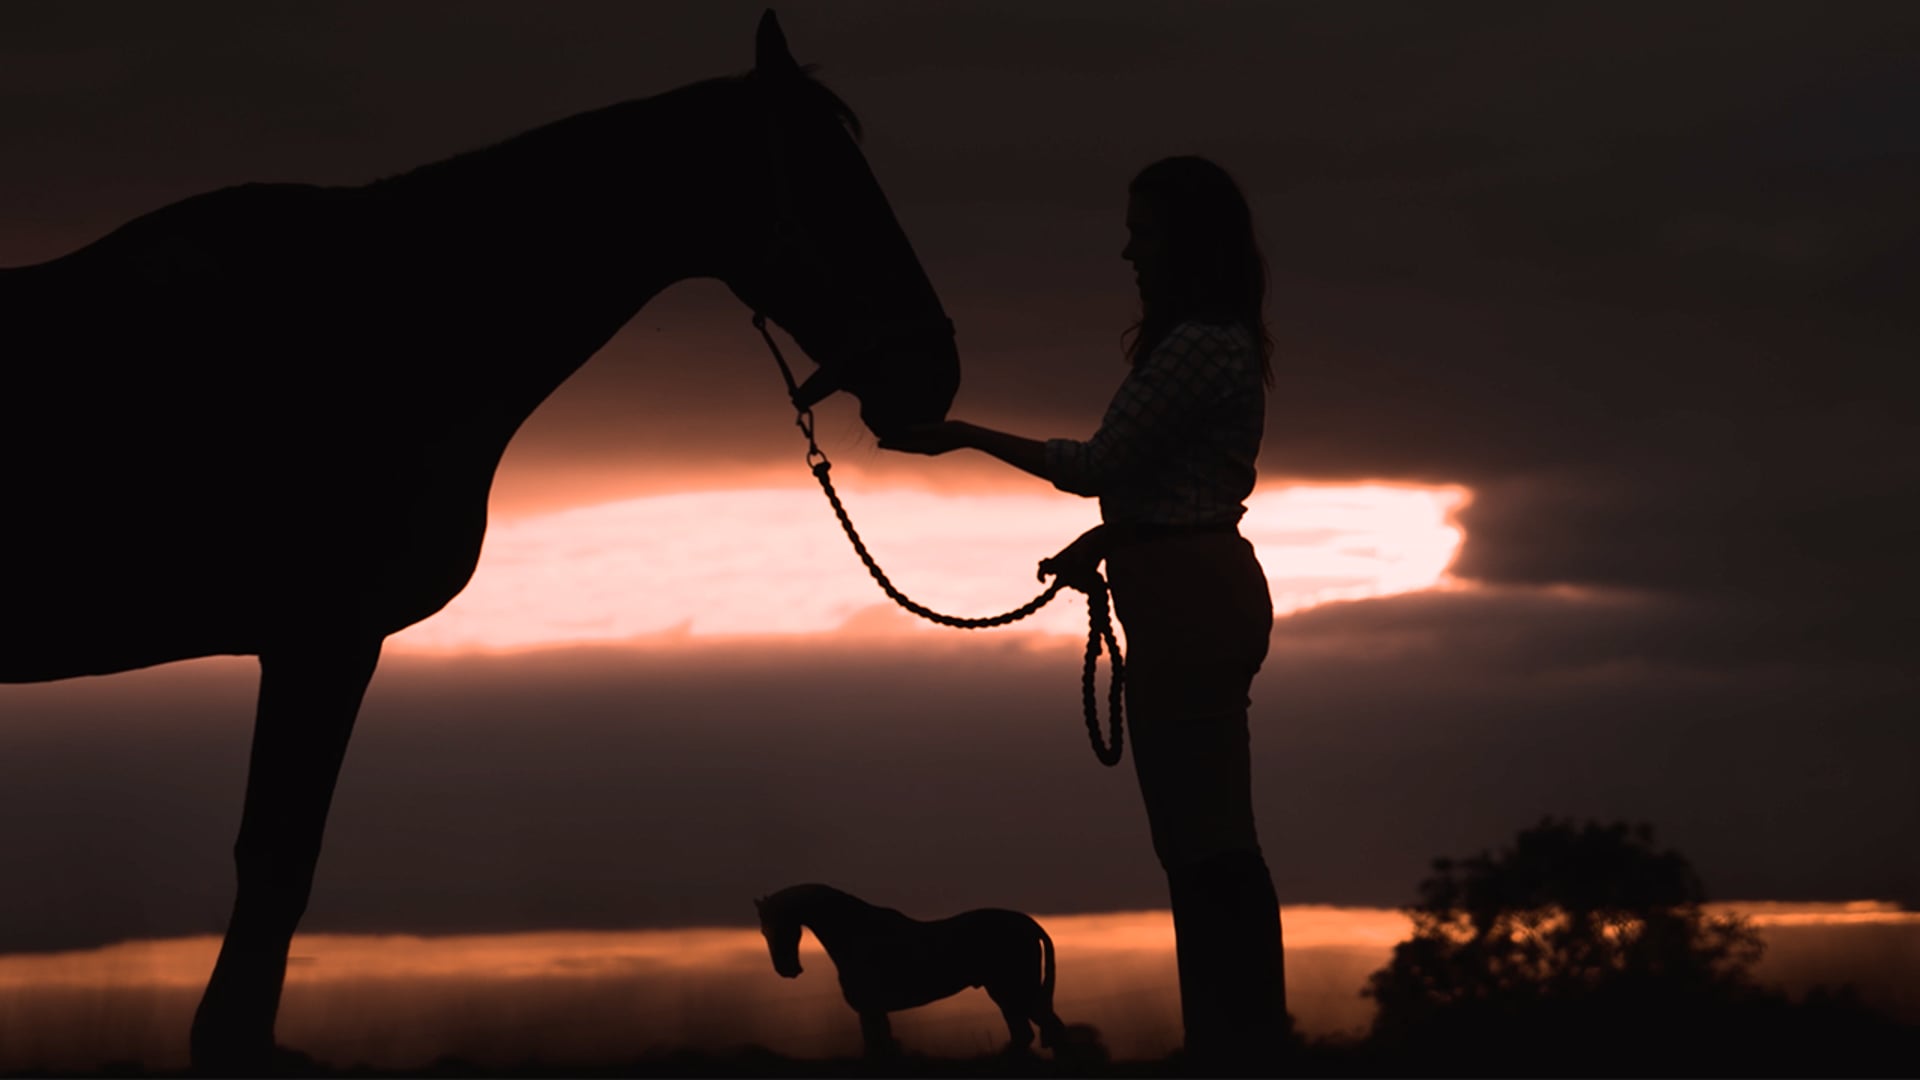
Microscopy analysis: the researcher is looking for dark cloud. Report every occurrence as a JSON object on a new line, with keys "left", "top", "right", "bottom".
{"left": 4, "top": 586, "right": 1913, "bottom": 953}
{"left": 1, "top": 3, "right": 1914, "bottom": 950}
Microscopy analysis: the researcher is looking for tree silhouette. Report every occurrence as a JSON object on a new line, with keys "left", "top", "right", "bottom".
{"left": 1362, "top": 818, "right": 1769, "bottom": 1072}
{"left": 1368, "top": 818, "right": 1762, "bottom": 1016}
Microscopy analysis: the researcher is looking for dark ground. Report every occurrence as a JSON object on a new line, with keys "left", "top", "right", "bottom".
{"left": 15, "top": 1022, "right": 1920, "bottom": 1080}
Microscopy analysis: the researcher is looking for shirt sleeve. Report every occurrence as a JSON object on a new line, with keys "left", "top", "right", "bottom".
{"left": 1044, "top": 323, "right": 1244, "bottom": 497}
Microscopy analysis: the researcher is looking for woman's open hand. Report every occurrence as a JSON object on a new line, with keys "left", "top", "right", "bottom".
{"left": 877, "top": 420, "right": 973, "bottom": 456}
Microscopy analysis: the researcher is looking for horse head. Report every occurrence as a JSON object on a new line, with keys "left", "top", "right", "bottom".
{"left": 723, "top": 10, "right": 959, "bottom": 442}
{"left": 755, "top": 892, "right": 806, "bottom": 978}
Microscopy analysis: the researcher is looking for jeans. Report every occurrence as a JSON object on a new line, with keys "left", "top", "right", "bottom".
{"left": 1106, "top": 531, "right": 1273, "bottom": 870}
{"left": 1106, "top": 531, "right": 1291, "bottom": 1070}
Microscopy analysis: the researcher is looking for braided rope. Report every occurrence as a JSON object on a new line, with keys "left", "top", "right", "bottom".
{"left": 752, "top": 310, "right": 1123, "bottom": 765}
{"left": 807, "top": 458, "right": 1125, "bottom": 766}
{"left": 810, "top": 460, "right": 1059, "bottom": 628}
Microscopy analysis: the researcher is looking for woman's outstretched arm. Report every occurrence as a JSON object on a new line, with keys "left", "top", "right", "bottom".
{"left": 879, "top": 420, "right": 1050, "bottom": 482}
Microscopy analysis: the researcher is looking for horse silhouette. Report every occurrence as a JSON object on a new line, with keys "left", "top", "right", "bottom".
{"left": 0, "top": 11, "right": 957, "bottom": 1072}
{"left": 755, "top": 883, "right": 1068, "bottom": 1057}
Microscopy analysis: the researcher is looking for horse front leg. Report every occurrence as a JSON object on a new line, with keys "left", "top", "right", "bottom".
{"left": 189, "top": 634, "right": 382, "bottom": 1074}
{"left": 858, "top": 1010, "right": 898, "bottom": 1058}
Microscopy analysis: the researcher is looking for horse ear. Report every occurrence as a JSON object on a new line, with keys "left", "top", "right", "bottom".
{"left": 755, "top": 10, "right": 801, "bottom": 78}
{"left": 754, "top": 897, "right": 765, "bottom": 911}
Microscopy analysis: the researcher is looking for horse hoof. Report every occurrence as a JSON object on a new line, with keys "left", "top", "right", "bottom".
{"left": 268, "top": 1045, "right": 331, "bottom": 1075}
{"left": 189, "top": 1042, "right": 327, "bottom": 1077}
{"left": 188, "top": 1038, "right": 268, "bottom": 1077}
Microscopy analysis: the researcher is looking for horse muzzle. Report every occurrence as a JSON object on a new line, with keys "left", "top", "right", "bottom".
{"left": 853, "top": 333, "right": 959, "bottom": 440}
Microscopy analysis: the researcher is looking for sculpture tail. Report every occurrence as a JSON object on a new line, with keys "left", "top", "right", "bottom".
{"left": 1037, "top": 923, "right": 1065, "bottom": 1049}
{"left": 1041, "top": 923, "right": 1057, "bottom": 1005}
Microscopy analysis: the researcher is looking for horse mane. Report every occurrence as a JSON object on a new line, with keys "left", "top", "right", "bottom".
{"left": 764, "top": 881, "right": 852, "bottom": 911}
{"left": 762, "top": 882, "right": 888, "bottom": 927}
{"left": 786, "top": 64, "right": 863, "bottom": 142}
{"left": 368, "top": 66, "right": 860, "bottom": 193}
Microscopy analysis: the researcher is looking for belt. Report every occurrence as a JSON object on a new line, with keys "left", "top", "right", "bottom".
{"left": 1107, "top": 520, "right": 1241, "bottom": 546}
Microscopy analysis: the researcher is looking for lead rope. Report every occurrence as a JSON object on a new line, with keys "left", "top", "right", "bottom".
{"left": 753, "top": 313, "right": 1124, "bottom": 766}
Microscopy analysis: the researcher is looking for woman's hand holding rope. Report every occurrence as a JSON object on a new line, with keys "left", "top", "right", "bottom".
{"left": 1038, "top": 524, "right": 1110, "bottom": 595}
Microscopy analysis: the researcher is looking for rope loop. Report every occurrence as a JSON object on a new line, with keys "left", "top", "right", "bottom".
{"left": 806, "top": 457, "right": 1124, "bottom": 765}
{"left": 756, "top": 311, "right": 1124, "bottom": 765}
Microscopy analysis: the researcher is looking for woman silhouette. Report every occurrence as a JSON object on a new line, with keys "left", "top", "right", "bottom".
{"left": 880, "top": 155, "right": 1287, "bottom": 1069}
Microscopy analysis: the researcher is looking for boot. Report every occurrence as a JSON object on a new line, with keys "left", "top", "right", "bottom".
{"left": 1167, "top": 850, "right": 1292, "bottom": 1075}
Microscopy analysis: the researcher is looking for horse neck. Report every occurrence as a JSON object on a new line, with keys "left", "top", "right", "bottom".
{"left": 786, "top": 886, "right": 869, "bottom": 952}
{"left": 367, "top": 80, "right": 761, "bottom": 437}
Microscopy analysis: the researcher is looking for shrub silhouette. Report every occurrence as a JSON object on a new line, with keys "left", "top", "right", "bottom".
{"left": 1367, "top": 818, "right": 1761, "bottom": 1014}
{"left": 1363, "top": 818, "right": 1771, "bottom": 1072}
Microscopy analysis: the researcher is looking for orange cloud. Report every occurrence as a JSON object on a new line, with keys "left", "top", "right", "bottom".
{"left": 391, "top": 477, "right": 1469, "bottom": 653}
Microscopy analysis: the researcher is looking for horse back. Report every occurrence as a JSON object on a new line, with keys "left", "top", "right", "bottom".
{"left": 834, "top": 907, "right": 1050, "bottom": 1014}
{"left": 0, "top": 183, "right": 497, "bottom": 680}
{"left": 944, "top": 908, "right": 1050, "bottom": 962}
{"left": 3, "top": 181, "right": 400, "bottom": 394}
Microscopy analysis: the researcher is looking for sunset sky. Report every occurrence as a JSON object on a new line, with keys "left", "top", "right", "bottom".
{"left": 1, "top": 0, "right": 1915, "bottom": 959}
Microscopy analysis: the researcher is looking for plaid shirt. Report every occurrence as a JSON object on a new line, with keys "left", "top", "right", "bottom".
{"left": 1044, "top": 319, "right": 1264, "bottom": 527}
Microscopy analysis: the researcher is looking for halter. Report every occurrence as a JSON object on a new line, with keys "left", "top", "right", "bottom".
{"left": 750, "top": 311, "right": 1125, "bottom": 767}
{"left": 746, "top": 86, "right": 956, "bottom": 410}
{"left": 744, "top": 80, "right": 1122, "bottom": 766}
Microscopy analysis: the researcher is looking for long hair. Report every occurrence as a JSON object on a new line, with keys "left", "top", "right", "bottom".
{"left": 1123, "top": 156, "right": 1273, "bottom": 386}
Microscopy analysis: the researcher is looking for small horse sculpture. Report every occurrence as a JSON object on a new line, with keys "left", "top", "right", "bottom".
{"left": 755, "top": 883, "right": 1068, "bottom": 1056}
{"left": 2, "top": 11, "right": 957, "bottom": 1073}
